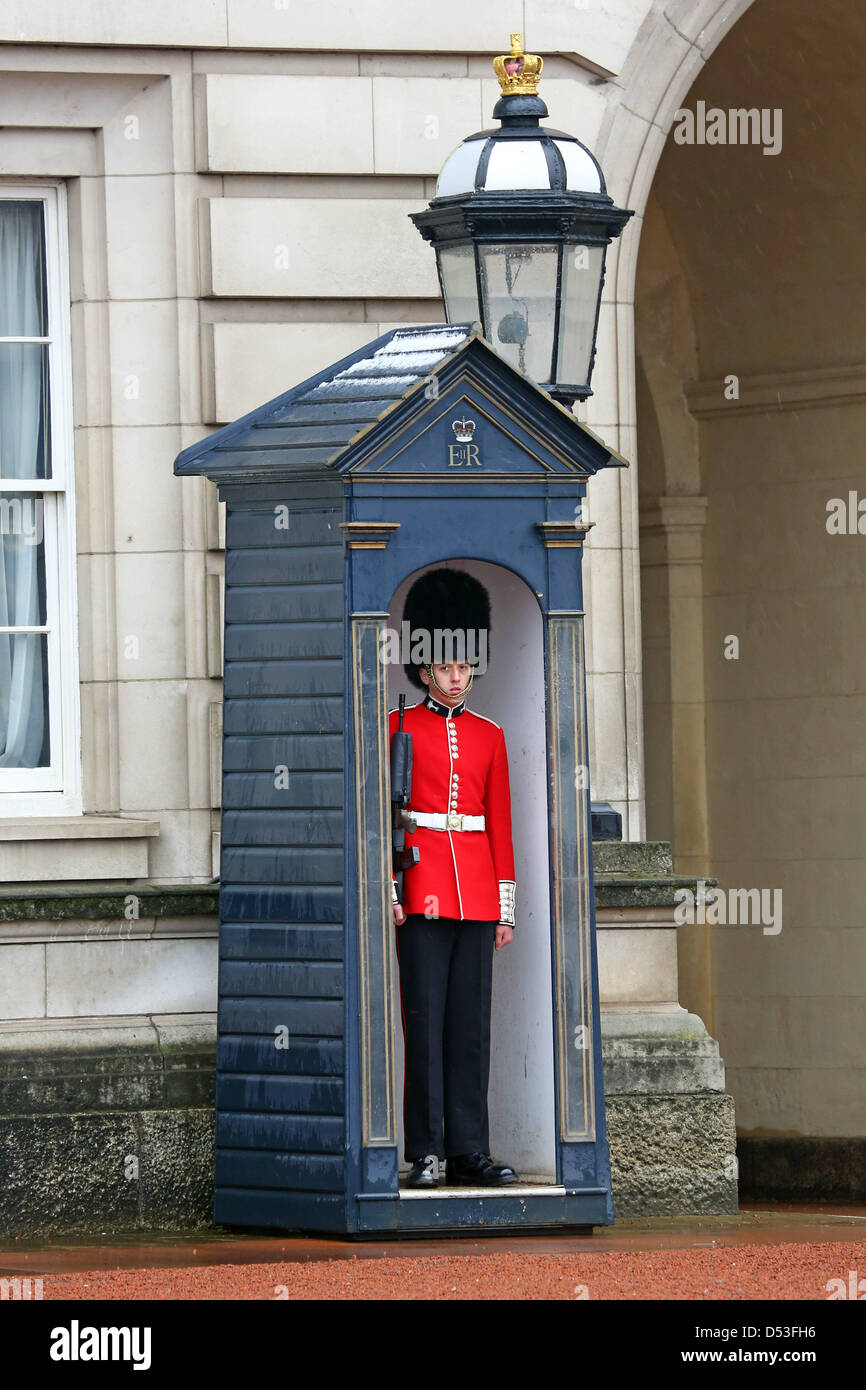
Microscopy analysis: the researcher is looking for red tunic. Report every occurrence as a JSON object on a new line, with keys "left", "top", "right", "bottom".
{"left": 389, "top": 694, "right": 516, "bottom": 922}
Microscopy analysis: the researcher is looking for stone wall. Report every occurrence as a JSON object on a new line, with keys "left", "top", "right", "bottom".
{"left": 0, "top": 846, "right": 739, "bottom": 1234}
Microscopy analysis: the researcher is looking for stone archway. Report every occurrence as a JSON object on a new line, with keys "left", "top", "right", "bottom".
{"left": 572, "top": 0, "right": 759, "bottom": 853}
{"left": 634, "top": 0, "right": 866, "bottom": 1188}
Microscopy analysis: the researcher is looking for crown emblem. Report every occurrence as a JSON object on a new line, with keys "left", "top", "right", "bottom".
{"left": 452, "top": 418, "right": 476, "bottom": 443}
{"left": 493, "top": 33, "right": 543, "bottom": 97}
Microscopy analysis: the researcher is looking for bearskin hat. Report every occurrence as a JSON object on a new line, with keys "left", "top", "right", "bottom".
{"left": 402, "top": 567, "right": 491, "bottom": 690}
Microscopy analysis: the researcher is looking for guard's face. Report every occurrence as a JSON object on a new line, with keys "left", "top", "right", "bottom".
{"left": 420, "top": 661, "right": 472, "bottom": 704}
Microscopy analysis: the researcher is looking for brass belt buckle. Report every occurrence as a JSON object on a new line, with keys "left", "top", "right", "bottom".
{"left": 446, "top": 813, "right": 463, "bottom": 830}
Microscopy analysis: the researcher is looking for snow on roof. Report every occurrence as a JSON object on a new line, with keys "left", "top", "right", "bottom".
{"left": 379, "top": 326, "right": 473, "bottom": 354}
{"left": 308, "top": 373, "right": 420, "bottom": 397}
{"left": 310, "top": 325, "right": 473, "bottom": 394}
{"left": 341, "top": 350, "right": 448, "bottom": 375}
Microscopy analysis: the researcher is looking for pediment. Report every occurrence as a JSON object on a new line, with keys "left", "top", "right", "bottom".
{"left": 343, "top": 366, "right": 595, "bottom": 481}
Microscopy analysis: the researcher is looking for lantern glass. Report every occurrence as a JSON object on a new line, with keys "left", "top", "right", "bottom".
{"left": 478, "top": 242, "right": 558, "bottom": 384}
{"left": 438, "top": 244, "right": 480, "bottom": 324}
{"left": 558, "top": 243, "right": 606, "bottom": 389}
{"left": 483, "top": 140, "right": 551, "bottom": 191}
{"left": 435, "top": 140, "right": 484, "bottom": 198}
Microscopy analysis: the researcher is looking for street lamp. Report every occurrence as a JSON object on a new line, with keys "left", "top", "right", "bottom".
{"left": 410, "top": 33, "right": 634, "bottom": 406}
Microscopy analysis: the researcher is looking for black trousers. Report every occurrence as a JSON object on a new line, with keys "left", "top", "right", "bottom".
{"left": 395, "top": 913, "right": 497, "bottom": 1161}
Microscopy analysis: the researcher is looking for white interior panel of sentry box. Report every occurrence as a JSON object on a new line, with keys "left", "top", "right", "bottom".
{"left": 387, "top": 557, "right": 557, "bottom": 1182}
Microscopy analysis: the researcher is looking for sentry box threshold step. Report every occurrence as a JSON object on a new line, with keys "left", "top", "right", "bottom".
{"left": 399, "top": 1184, "right": 566, "bottom": 1199}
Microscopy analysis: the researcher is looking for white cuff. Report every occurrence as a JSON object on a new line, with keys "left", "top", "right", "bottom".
{"left": 391, "top": 878, "right": 399, "bottom": 906}
{"left": 498, "top": 879, "right": 516, "bottom": 927}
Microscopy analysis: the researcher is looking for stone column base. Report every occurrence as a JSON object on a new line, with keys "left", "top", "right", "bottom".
{"left": 602, "top": 1005, "right": 738, "bottom": 1216}
{"left": 1, "top": 1110, "right": 215, "bottom": 1238}
{"left": 0, "top": 1016, "right": 216, "bottom": 1238}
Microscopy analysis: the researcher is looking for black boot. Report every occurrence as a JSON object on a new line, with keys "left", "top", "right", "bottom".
{"left": 445, "top": 1152, "right": 518, "bottom": 1187}
{"left": 406, "top": 1155, "right": 440, "bottom": 1188}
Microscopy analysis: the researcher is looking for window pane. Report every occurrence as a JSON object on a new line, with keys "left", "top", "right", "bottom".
{"left": 0, "top": 201, "right": 48, "bottom": 338}
{"left": 479, "top": 243, "right": 558, "bottom": 385}
{"left": 0, "top": 631, "right": 50, "bottom": 769}
{"left": 558, "top": 244, "right": 605, "bottom": 389}
{"left": 0, "top": 494, "right": 50, "bottom": 767}
{"left": 438, "top": 245, "right": 480, "bottom": 325}
{"left": 0, "top": 343, "right": 51, "bottom": 480}
{"left": 0, "top": 494, "right": 49, "bottom": 625}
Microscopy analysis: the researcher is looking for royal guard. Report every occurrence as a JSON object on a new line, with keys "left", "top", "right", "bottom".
{"left": 389, "top": 568, "right": 518, "bottom": 1189}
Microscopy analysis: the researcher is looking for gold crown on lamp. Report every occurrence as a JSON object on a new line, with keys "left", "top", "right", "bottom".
{"left": 493, "top": 33, "right": 543, "bottom": 96}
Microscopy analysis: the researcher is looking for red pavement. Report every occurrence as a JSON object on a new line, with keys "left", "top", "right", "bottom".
{"left": 17, "top": 1238, "right": 866, "bottom": 1300}
{"left": 2, "top": 1205, "right": 865, "bottom": 1300}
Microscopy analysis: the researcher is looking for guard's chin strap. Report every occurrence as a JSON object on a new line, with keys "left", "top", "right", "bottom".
{"left": 425, "top": 664, "right": 474, "bottom": 701}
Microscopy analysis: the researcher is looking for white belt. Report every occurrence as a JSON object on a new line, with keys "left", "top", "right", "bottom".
{"left": 402, "top": 810, "right": 485, "bottom": 832}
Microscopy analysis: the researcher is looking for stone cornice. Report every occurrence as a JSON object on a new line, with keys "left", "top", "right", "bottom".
{"left": 0, "top": 816, "right": 159, "bottom": 841}
{"left": 685, "top": 363, "right": 866, "bottom": 419}
{"left": 639, "top": 496, "right": 708, "bottom": 566}
{"left": 0, "top": 882, "right": 218, "bottom": 923}
{"left": 592, "top": 839, "right": 716, "bottom": 908}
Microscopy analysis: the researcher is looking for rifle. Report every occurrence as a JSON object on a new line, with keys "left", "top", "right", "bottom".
{"left": 390, "top": 694, "right": 420, "bottom": 905}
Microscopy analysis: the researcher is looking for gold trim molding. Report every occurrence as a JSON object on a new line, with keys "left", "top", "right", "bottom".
{"left": 341, "top": 521, "right": 400, "bottom": 549}
{"left": 351, "top": 616, "right": 396, "bottom": 1147}
{"left": 536, "top": 521, "right": 595, "bottom": 548}
{"left": 547, "top": 613, "right": 595, "bottom": 1142}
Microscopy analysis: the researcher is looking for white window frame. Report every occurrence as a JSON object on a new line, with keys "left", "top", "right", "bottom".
{"left": 0, "top": 182, "right": 82, "bottom": 814}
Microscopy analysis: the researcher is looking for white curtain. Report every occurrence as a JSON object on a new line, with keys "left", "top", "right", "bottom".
{"left": 0, "top": 201, "right": 48, "bottom": 767}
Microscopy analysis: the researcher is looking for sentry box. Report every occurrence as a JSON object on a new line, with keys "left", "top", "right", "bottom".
{"left": 174, "top": 323, "right": 627, "bottom": 1235}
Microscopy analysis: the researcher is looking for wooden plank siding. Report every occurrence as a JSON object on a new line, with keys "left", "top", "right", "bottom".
{"left": 214, "top": 495, "right": 348, "bottom": 1217}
